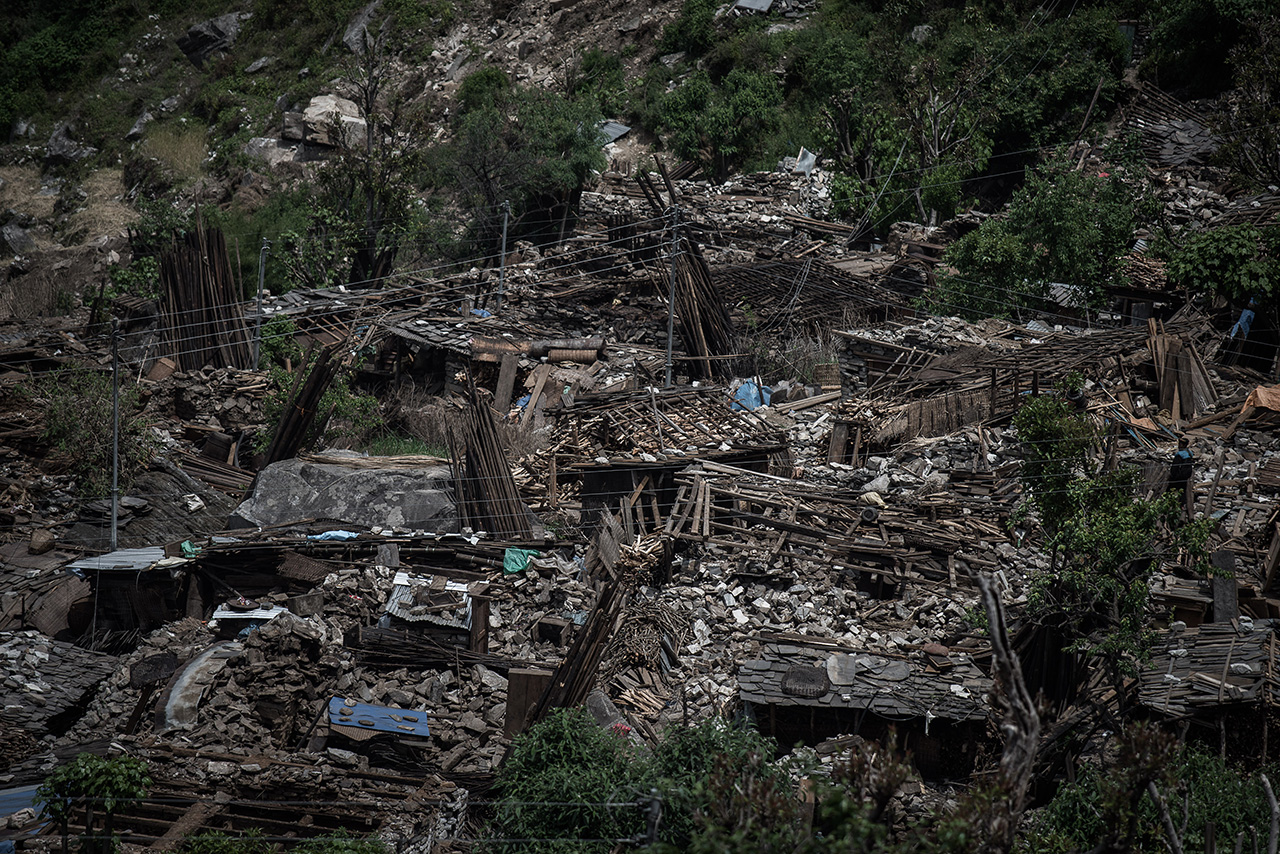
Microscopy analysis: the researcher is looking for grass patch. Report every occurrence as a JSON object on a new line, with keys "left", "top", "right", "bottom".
{"left": 141, "top": 125, "right": 207, "bottom": 181}
{"left": 366, "top": 434, "right": 449, "bottom": 457}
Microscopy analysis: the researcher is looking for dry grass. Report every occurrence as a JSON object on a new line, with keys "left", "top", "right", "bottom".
{"left": 0, "top": 165, "right": 56, "bottom": 223}
{"left": 141, "top": 126, "right": 207, "bottom": 181}
{"left": 63, "top": 168, "right": 139, "bottom": 245}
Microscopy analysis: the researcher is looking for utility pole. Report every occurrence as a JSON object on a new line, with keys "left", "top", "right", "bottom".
{"left": 253, "top": 238, "right": 269, "bottom": 371}
{"left": 496, "top": 200, "right": 510, "bottom": 312}
{"left": 110, "top": 319, "right": 120, "bottom": 552}
{"left": 664, "top": 206, "right": 679, "bottom": 388}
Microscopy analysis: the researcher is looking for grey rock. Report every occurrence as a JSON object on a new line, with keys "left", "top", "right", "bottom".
{"left": 158, "top": 96, "right": 181, "bottom": 114}
{"left": 1, "top": 224, "right": 35, "bottom": 255}
{"left": 301, "top": 94, "right": 366, "bottom": 147}
{"left": 230, "top": 455, "right": 460, "bottom": 532}
{"left": 343, "top": 0, "right": 383, "bottom": 53}
{"left": 126, "top": 111, "right": 153, "bottom": 140}
{"left": 862, "top": 474, "right": 891, "bottom": 494}
{"left": 177, "top": 13, "right": 250, "bottom": 68}
{"left": 243, "top": 137, "right": 299, "bottom": 169}
{"left": 44, "top": 123, "right": 97, "bottom": 166}
{"left": 245, "top": 56, "right": 274, "bottom": 74}
{"left": 445, "top": 49, "right": 472, "bottom": 82}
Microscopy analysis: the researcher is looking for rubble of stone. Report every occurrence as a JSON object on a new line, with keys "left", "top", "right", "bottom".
{"left": 4, "top": 69, "right": 1280, "bottom": 852}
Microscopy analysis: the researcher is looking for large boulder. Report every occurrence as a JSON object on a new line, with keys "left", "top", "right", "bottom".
{"left": 283, "top": 94, "right": 367, "bottom": 148}
{"left": 1, "top": 223, "right": 35, "bottom": 255}
{"left": 343, "top": 0, "right": 383, "bottom": 53}
{"left": 45, "top": 122, "right": 97, "bottom": 166}
{"left": 231, "top": 454, "right": 459, "bottom": 532}
{"left": 177, "top": 13, "right": 250, "bottom": 68}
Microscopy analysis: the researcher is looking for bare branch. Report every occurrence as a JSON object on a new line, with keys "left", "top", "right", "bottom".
{"left": 1261, "top": 773, "right": 1278, "bottom": 854}
{"left": 1147, "top": 781, "right": 1185, "bottom": 854}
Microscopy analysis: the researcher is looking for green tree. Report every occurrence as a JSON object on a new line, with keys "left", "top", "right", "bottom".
{"left": 1214, "top": 14, "right": 1280, "bottom": 190}
{"left": 487, "top": 707, "right": 649, "bottom": 852}
{"left": 279, "top": 33, "right": 434, "bottom": 291}
{"left": 660, "top": 68, "right": 783, "bottom": 180}
{"left": 933, "top": 156, "right": 1142, "bottom": 318}
{"left": 1013, "top": 388, "right": 1211, "bottom": 679}
{"left": 1019, "top": 730, "right": 1278, "bottom": 854}
{"left": 450, "top": 70, "right": 605, "bottom": 252}
{"left": 36, "top": 753, "right": 151, "bottom": 854}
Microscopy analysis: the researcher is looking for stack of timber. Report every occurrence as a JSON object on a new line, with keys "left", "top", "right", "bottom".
{"left": 665, "top": 461, "right": 1011, "bottom": 586}
{"left": 636, "top": 168, "right": 737, "bottom": 380}
{"left": 449, "top": 384, "right": 533, "bottom": 539}
{"left": 1139, "top": 622, "right": 1278, "bottom": 717}
{"left": 262, "top": 343, "right": 346, "bottom": 466}
{"left": 158, "top": 219, "right": 254, "bottom": 372}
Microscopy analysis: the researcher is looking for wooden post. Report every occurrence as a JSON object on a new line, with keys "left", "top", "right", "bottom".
{"left": 504, "top": 668, "right": 555, "bottom": 739}
{"left": 469, "top": 596, "right": 490, "bottom": 654}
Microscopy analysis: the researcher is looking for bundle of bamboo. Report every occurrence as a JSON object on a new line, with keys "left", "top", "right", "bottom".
{"left": 448, "top": 384, "right": 533, "bottom": 539}
{"left": 158, "top": 216, "right": 254, "bottom": 372}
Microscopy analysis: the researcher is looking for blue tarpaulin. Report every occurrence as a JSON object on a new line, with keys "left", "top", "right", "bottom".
{"left": 308, "top": 530, "right": 360, "bottom": 541}
{"left": 328, "top": 696, "right": 430, "bottom": 737}
{"left": 731, "top": 381, "right": 771, "bottom": 411}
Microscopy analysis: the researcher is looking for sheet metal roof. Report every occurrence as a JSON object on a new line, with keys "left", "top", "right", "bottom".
{"left": 599, "top": 121, "right": 631, "bottom": 144}
{"left": 384, "top": 571, "right": 472, "bottom": 628}
{"left": 67, "top": 546, "right": 167, "bottom": 573}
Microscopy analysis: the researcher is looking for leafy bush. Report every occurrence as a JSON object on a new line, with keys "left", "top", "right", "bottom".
{"left": 294, "top": 833, "right": 388, "bottom": 854}
{"left": 1166, "top": 223, "right": 1280, "bottom": 301}
{"left": 657, "top": 0, "right": 721, "bottom": 58}
{"left": 650, "top": 719, "right": 789, "bottom": 851}
{"left": 37, "top": 753, "right": 151, "bottom": 854}
{"left": 931, "top": 156, "right": 1143, "bottom": 319}
{"left": 178, "top": 830, "right": 271, "bottom": 854}
{"left": 567, "top": 49, "right": 625, "bottom": 115}
{"left": 25, "top": 367, "right": 156, "bottom": 498}
{"left": 487, "top": 707, "right": 649, "bottom": 852}
{"left": 660, "top": 68, "right": 782, "bottom": 179}
{"left": 1021, "top": 740, "right": 1279, "bottom": 854}
{"left": 457, "top": 66, "right": 513, "bottom": 117}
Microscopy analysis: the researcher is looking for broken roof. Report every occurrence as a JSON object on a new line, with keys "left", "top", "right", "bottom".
{"left": 737, "top": 641, "right": 991, "bottom": 722}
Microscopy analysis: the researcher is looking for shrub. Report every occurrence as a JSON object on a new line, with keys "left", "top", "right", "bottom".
{"left": 178, "top": 830, "right": 271, "bottom": 854}
{"left": 657, "top": 0, "right": 721, "bottom": 58}
{"left": 487, "top": 707, "right": 649, "bottom": 852}
{"left": 931, "top": 156, "right": 1143, "bottom": 318}
{"left": 1166, "top": 223, "right": 1280, "bottom": 301}
{"left": 26, "top": 367, "right": 156, "bottom": 498}
{"left": 37, "top": 753, "right": 151, "bottom": 854}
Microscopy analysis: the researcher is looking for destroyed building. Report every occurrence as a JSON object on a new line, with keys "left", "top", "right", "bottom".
{"left": 2, "top": 33, "right": 1280, "bottom": 852}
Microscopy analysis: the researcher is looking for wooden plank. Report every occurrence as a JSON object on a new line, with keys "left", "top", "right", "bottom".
{"left": 827, "top": 422, "right": 849, "bottom": 464}
{"left": 521, "top": 364, "right": 552, "bottom": 426}
{"left": 494, "top": 352, "right": 519, "bottom": 413}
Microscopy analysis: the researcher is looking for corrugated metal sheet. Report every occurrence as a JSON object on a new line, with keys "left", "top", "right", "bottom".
{"left": 599, "top": 120, "right": 630, "bottom": 144}
{"left": 68, "top": 547, "right": 166, "bottom": 573}
{"left": 384, "top": 571, "right": 472, "bottom": 628}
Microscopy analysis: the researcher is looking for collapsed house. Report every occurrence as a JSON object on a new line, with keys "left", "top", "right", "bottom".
{"left": 2, "top": 80, "right": 1280, "bottom": 849}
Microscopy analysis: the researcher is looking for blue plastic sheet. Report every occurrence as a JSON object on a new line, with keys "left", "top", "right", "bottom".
{"left": 731, "top": 381, "right": 772, "bottom": 411}
{"left": 308, "top": 530, "right": 360, "bottom": 541}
